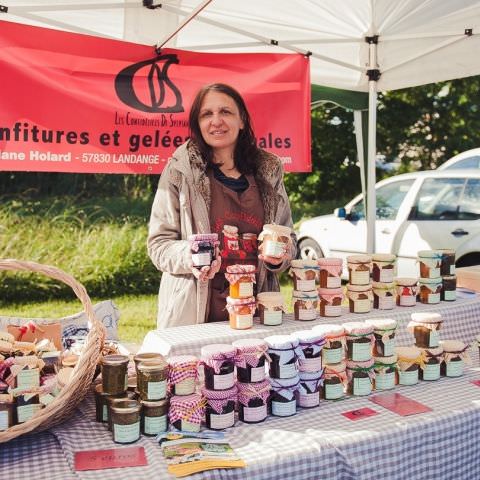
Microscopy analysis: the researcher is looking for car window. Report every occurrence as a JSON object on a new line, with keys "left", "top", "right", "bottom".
{"left": 413, "top": 177, "right": 465, "bottom": 220}
{"left": 443, "top": 156, "right": 480, "bottom": 170}
{"left": 349, "top": 179, "right": 415, "bottom": 220}
{"left": 458, "top": 178, "right": 480, "bottom": 220}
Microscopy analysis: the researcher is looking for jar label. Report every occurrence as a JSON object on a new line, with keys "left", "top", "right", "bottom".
{"left": 398, "top": 369, "right": 418, "bottom": 386}
{"left": 353, "top": 377, "right": 372, "bottom": 396}
{"left": 323, "top": 348, "right": 343, "bottom": 365}
{"left": 113, "top": 421, "right": 140, "bottom": 443}
{"left": 427, "top": 293, "right": 440, "bottom": 304}
{"left": 264, "top": 241, "right": 285, "bottom": 257}
{"left": 296, "top": 279, "right": 316, "bottom": 291}
{"left": 399, "top": 295, "right": 416, "bottom": 306}
{"left": 379, "top": 269, "right": 394, "bottom": 283}
{"left": 263, "top": 311, "right": 283, "bottom": 326}
{"left": 326, "top": 276, "right": 341, "bottom": 288}
{"left": 450, "top": 265, "right": 456, "bottom": 275}
{"left": 299, "top": 308, "right": 317, "bottom": 321}
{"left": 39, "top": 394, "right": 55, "bottom": 406}
{"left": 17, "top": 369, "right": 40, "bottom": 388}
{"left": 325, "top": 382, "right": 344, "bottom": 400}
{"left": 180, "top": 420, "right": 200, "bottom": 433}
{"left": 191, "top": 252, "right": 211, "bottom": 266}
{"left": 353, "top": 299, "right": 371, "bottom": 313}
{"left": 299, "top": 391, "right": 320, "bottom": 408}
{"left": 233, "top": 314, "right": 253, "bottom": 329}
{"left": 213, "top": 372, "right": 235, "bottom": 390}
{"left": 271, "top": 399, "right": 296, "bottom": 416}
{"left": 375, "top": 371, "right": 395, "bottom": 390}
{"left": 144, "top": 414, "right": 167, "bottom": 435}
{"left": 423, "top": 363, "right": 440, "bottom": 381}
{"left": 352, "top": 342, "right": 372, "bottom": 362}
{"left": 428, "top": 267, "right": 440, "bottom": 278}
{"left": 429, "top": 330, "right": 439, "bottom": 348}
{"left": 147, "top": 380, "right": 167, "bottom": 400}
{"left": 175, "top": 378, "right": 196, "bottom": 396}
{"left": 243, "top": 404, "right": 267, "bottom": 422}
{"left": 210, "top": 410, "right": 235, "bottom": 429}
{"left": 351, "top": 270, "right": 370, "bottom": 285}
{"left": 324, "top": 305, "right": 342, "bottom": 317}
{"left": 446, "top": 360, "right": 463, "bottom": 377}
{"left": 17, "top": 404, "right": 42, "bottom": 423}
{"left": 444, "top": 290, "right": 456, "bottom": 301}
{"left": 250, "top": 365, "right": 266, "bottom": 382}
{"left": 239, "top": 282, "right": 253, "bottom": 297}
{"left": 0, "top": 411, "right": 9, "bottom": 431}
{"left": 377, "top": 296, "right": 394, "bottom": 310}
{"left": 279, "top": 362, "right": 297, "bottom": 378}
{"left": 382, "top": 339, "right": 394, "bottom": 357}
{"left": 299, "top": 356, "right": 322, "bottom": 372}
{"left": 103, "top": 405, "right": 108, "bottom": 422}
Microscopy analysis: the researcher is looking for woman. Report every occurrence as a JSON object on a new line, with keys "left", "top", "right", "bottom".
{"left": 148, "top": 83, "right": 296, "bottom": 329}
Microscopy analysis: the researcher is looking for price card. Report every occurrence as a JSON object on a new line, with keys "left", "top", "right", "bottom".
{"left": 470, "top": 380, "right": 480, "bottom": 387}
{"left": 342, "top": 407, "right": 379, "bottom": 421}
{"left": 370, "top": 392, "right": 432, "bottom": 416}
{"left": 74, "top": 446, "right": 147, "bottom": 471}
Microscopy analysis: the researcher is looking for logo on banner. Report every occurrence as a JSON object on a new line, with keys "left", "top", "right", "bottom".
{"left": 115, "top": 54, "right": 184, "bottom": 113}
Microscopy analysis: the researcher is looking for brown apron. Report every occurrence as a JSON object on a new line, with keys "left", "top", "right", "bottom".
{"left": 208, "top": 168, "right": 265, "bottom": 322}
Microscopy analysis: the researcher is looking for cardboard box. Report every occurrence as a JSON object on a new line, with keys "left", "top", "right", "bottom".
{"left": 456, "top": 265, "right": 480, "bottom": 292}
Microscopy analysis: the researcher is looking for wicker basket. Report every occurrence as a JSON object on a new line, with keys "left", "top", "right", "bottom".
{"left": 0, "top": 259, "right": 105, "bottom": 443}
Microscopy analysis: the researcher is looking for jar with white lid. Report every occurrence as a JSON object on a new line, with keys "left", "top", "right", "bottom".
{"left": 313, "top": 324, "right": 346, "bottom": 365}
{"left": 201, "top": 344, "right": 236, "bottom": 391}
{"left": 346, "top": 284, "right": 373, "bottom": 314}
{"left": 396, "top": 346, "right": 424, "bottom": 386}
{"left": 259, "top": 224, "right": 292, "bottom": 258}
{"left": 293, "top": 330, "right": 325, "bottom": 372}
{"left": 265, "top": 334, "right": 302, "bottom": 379}
{"left": 318, "top": 287, "right": 343, "bottom": 317}
{"left": 407, "top": 312, "right": 442, "bottom": 348}
{"left": 395, "top": 278, "right": 418, "bottom": 307}
{"left": 365, "top": 318, "right": 397, "bottom": 357}
{"left": 373, "top": 355, "right": 398, "bottom": 390}
{"left": 343, "top": 322, "right": 374, "bottom": 361}
{"left": 347, "top": 255, "right": 372, "bottom": 285}
{"left": 298, "top": 370, "right": 323, "bottom": 408}
{"left": 167, "top": 355, "right": 198, "bottom": 396}
{"left": 440, "top": 340, "right": 471, "bottom": 377}
{"left": 292, "top": 290, "right": 319, "bottom": 321}
{"left": 318, "top": 258, "right": 343, "bottom": 288}
{"left": 257, "top": 291, "right": 284, "bottom": 326}
{"left": 418, "top": 250, "right": 443, "bottom": 278}
{"left": 290, "top": 259, "right": 319, "bottom": 291}
{"left": 372, "top": 282, "right": 396, "bottom": 310}
{"left": 418, "top": 277, "right": 442, "bottom": 304}
{"left": 419, "top": 346, "right": 443, "bottom": 381}
{"left": 372, "top": 254, "right": 396, "bottom": 283}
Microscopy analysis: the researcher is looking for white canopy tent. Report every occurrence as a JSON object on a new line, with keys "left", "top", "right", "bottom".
{"left": 3, "top": 0, "right": 480, "bottom": 252}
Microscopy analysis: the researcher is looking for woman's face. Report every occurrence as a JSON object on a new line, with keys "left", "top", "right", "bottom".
{"left": 198, "top": 91, "right": 244, "bottom": 154}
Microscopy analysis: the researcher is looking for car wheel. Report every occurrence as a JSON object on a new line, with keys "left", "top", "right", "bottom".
{"left": 298, "top": 238, "right": 323, "bottom": 260}
{"left": 456, "top": 253, "right": 480, "bottom": 268}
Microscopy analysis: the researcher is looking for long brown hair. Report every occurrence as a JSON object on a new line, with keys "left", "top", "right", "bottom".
{"left": 188, "top": 83, "right": 261, "bottom": 175}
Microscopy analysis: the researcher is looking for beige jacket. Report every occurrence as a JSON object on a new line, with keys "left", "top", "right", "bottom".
{"left": 147, "top": 141, "right": 296, "bottom": 329}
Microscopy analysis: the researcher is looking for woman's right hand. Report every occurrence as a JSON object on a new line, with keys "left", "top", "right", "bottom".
{"left": 191, "top": 256, "right": 222, "bottom": 282}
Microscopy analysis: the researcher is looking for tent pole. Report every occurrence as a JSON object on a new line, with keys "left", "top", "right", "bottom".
{"left": 353, "top": 110, "right": 366, "bottom": 202}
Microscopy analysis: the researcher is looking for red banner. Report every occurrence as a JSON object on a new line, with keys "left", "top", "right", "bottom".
{"left": 0, "top": 21, "right": 311, "bottom": 174}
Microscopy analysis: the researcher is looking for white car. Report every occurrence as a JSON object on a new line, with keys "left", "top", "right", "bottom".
{"left": 437, "top": 148, "right": 480, "bottom": 170}
{"left": 297, "top": 170, "right": 480, "bottom": 278}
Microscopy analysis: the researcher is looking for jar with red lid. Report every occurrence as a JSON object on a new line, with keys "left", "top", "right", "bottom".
{"left": 169, "top": 394, "right": 205, "bottom": 432}
{"left": 318, "top": 258, "right": 343, "bottom": 288}
{"left": 167, "top": 355, "right": 198, "bottom": 396}
{"left": 201, "top": 344, "right": 236, "bottom": 391}
{"left": 225, "top": 265, "right": 256, "bottom": 299}
{"left": 237, "top": 380, "right": 269, "bottom": 424}
{"left": 202, "top": 385, "right": 237, "bottom": 430}
{"left": 226, "top": 296, "right": 255, "bottom": 330}
{"left": 232, "top": 338, "right": 268, "bottom": 383}
{"left": 395, "top": 278, "right": 418, "bottom": 307}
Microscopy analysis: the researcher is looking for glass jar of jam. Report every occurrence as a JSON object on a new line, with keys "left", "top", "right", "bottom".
{"left": 407, "top": 312, "right": 443, "bottom": 348}
{"left": 346, "top": 284, "right": 373, "bottom": 314}
{"left": 110, "top": 399, "right": 141, "bottom": 444}
{"left": 372, "top": 254, "right": 396, "bottom": 283}
{"left": 265, "top": 334, "right": 301, "bottom": 379}
{"left": 294, "top": 330, "right": 325, "bottom": 373}
{"left": 418, "top": 277, "right": 442, "bottom": 304}
{"left": 372, "top": 282, "right": 396, "bottom": 310}
{"left": 439, "top": 249, "right": 456, "bottom": 276}
{"left": 321, "top": 362, "right": 347, "bottom": 400}
{"left": 226, "top": 296, "right": 256, "bottom": 330}
{"left": 259, "top": 224, "right": 292, "bottom": 258}
{"left": 167, "top": 355, "right": 198, "bottom": 396}
{"left": 347, "top": 255, "right": 372, "bottom": 285}
{"left": 257, "top": 291, "right": 284, "bottom": 326}
{"left": 16, "top": 394, "right": 42, "bottom": 424}
{"left": 189, "top": 233, "right": 219, "bottom": 268}
{"left": 318, "top": 258, "right": 343, "bottom": 288}
{"left": 290, "top": 260, "right": 319, "bottom": 291}
{"left": 395, "top": 277, "right": 418, "bottom": 307}
{"left": 201, "top": 344, "right": 236, "bottom": 391}
{"left": 440, "top": 340, "right": 470, "bottom": 377}
{"left": 419, "top": 346, "right": 443, "bottom": 381}
{"left": 373, "top": 355, "right": 397, "bottom": 390}
{"left": 270, "top": 375, "right": 299, "bottom": 417}
{"left": 293, "top": 290, "right": 319, "bottom": 321}
{"left": 137, "top": 358, "right": 168, "bottom": 401}
{"left": 94, "top": 384, "right": 125, "bottom": 423}
{"left": 141, "top": 398, "right": 169, "bottom": 436}
{"left": 365, "top": 318, "right": 397, "bottom": 357}
{"left": 106, "top": 392, "right": 138, "bottom": 431}
{"left": 202, "top": 385, "right": 237, "bottom": 430}
{"left": 442, "top": 275, "right": 457, "bottom": 301}
{"left": 418, "top": 250, "right": 443, "bottom": 278}
{"left": 0, "top": 394, "right": 15, "bottom": 431}
{"left": 313, "top": 324, "right": 346, "bottom": 365}
{"left": 101, "top": 354, "right": 129, "bottom": 395}
{"left": 343, "top": 322, "right": 374, "bottom": 361}
{"left": 232, "top": 338, "right": 267, "bottom": 383}
{"left": 133, "top": 352, "right": 165, "bottom": 374}
{"left": 318, "top": 288, "right": 343, "bottom": 317}
{"left": 396, "top": 346, "right": 423, "bottom": 386}
{"left": 169, "top": 394, "right": 205, "bottom": 433}
{"left": 222, "top": 225, "right": 239, "bottom": 251}
{"left": 237, "top": 379, "right": 270, "bottom": 424}
{"left": 225, "top": 264, "right": 256, "bottom": 299}
{"left": 346, "top": 358, "right": 375, "bottom": 396}
{"left": 241, "top": 233, "right": 258, "bottom": 253}
{"left": 298, "top": 370, "right": 323, "bottom": 408}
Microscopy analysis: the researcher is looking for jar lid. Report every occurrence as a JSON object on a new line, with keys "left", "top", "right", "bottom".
{"left": 226, "top": 264, "right": 256, "bottom": 274}
{"left": 170, "top": 393, "right": 203, "bottom": 408}
{"left": 346, "top": 358, "right": 375, "bottom": 369}
{"left": 232, "top": 338, "right": 267, "bottom": 350}
{"left": 101, "top": 354, "right": 129, "bottom": 366}
{"left": 418, "top": 250, "right": 443, "bottom": 258}
{"left": 290, "top": 259, "right": 318, "bottom": 269}
{"left": 324, "top": 361, "right": 346, "bottom": 373}
{"left": 57, "top": 367, "right": 74, "bottom": 387}
{"left": 419, "top": 277, "right": 442, "bottom": 284}
{"left": 347, "top": 254, "right": 372, "bottom": 264}
{"left": 395, "top": 277, "right": 418, "bottom": 286}
{"left": 201, "top": 385, "right": 237, "bottom": 399}
{"left": 318, "top": 287, "right": 343, "bottom": 295}
{"left": 442, "top": 275, "right": 457, "bottom": 280}
{"left": 372, "top": 281, "right": 396, "bottom": 290}
{"left": 110, "top": 399, "right": 141, "bottom": 414}
{"left": 372, "top": 253, "right": 396, "bottom": 263}
{"left": 168, "top": 355, "right": 198, "bottom": 367}
{"left": 265, "top": 334, "right": 299, "bottom": 350}
{"left": 365, "top": 318, "right": 397, "bottom": 330}
{"left": 137, "top": 358, "right": 168, "bottom": 372}
{"left": 439, "top": 340, "right": 466, "bottom": 352}
{"left": 292, "top": 290, "right": 319, "bottom": 300}
{"left": 346, "top": 283, "right": 372, "bottom": 292}
{"left": 223, "top": 225, "right": 238, "bottom": 234}
{"left": 62, "top": 354, "right": 79, "bottom": 367}
{"left": 107, "top": 392, "right": 136, "bottom": 405}
{"left": 373, "top": 354, "right": 398, "bottom": 364}
{"left": 270, "top": 375, "right": 300, "bottom": 388}
{"left": 419, "top": 346, "right": 444, "bottom": 356}
{"left": 261, "top": 224, "right": 292, "bottom": 236}
{"left": 226, "top": 296, "right": 256, "bottom": 306}
{"left": 395, "top": 346, "right": 421, "bottom": 359}
{"left": 141, "top": 398, "right": 169, "bottom": 408}
{"left": 299, "top": 370, "right": 323, "bottom": 381}
{"left": 201, "top": 344, "right": 236, "bottom": 358}
{"left": 343, "top": 322, "right": 374, "bottom": 335}
{"left": 318, "top": 257, "right": 343, "bottom": 266}
{"left": 438, "top": 249, "right": 455, "bottom": 255}
{"left": 293, "top": 330, "right": 325, "bottom": 343}
{"left": 312, "top": 324, "right": 345, "bottom": 337}
{"left": 411, "top": 312, "right": 442, "bottom": 324}
{"left": 257, "top": 291, "right": 284, "bottom": 303}
{"left": 134, "top": 352, "right": 164, "bottom": 364}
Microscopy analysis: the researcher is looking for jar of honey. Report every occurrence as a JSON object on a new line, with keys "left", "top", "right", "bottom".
{"left": 346, "top": 284, "right": 373, "bottom": 314}
{"left": 318, "top": 258, "right": 343, "bottom": 288}
{"left": 290, "top": 259, "right": 319, "bottom": 291}
{"left": 259, "top": 224, "right": 292, "bottom": 258}
{"left": 313, "top": 324, "right": 346, "bottom": 365}
{"left": 347, "top": 255, "right": 372, "bottom": 285}
{"left": 372, "top": 282, "right": 396, "bottom": 310}
{"left": 418, "top": 250, "right": 443, "bottom": 278}
{"left": 396, "top": 346, "right": 424, "bottom": 386}
{"left": 226, "top": 296, "right": 256, "bottom": 330}
{"left": 257, "top": 291, "right": 284, "bottom": 326}
{"left": 395, "top": 278, "right": 418, "bottom": 306}
{"left": 225, "top": 264, "right": 256, "bottom": 298}
{"left": 407, "top": 312, "right": 443, "bottom": 348}
{"left": 372, "top": 254, "right": 396, "bottom": 283}
{"left": 318, "top": 287, "right": 343, "bottom": 317}
{"left": 418, "top": 277, "right": 442, "bottom": 304}
{"left": 292, "top": 290, "right": 319, "bottom": 321}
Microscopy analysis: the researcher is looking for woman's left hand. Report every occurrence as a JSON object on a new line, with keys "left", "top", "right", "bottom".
{"left": 258, "top": 247, "right": 291, "bottom": 266}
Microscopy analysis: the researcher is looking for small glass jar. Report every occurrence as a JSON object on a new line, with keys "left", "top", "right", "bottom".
{"left": 372, "top": 254, "right": 396, "bottom": 283}
{"left": 16, "top": 394, "right": 41, "bottom": 424}
{"left": 346, "top": 284, "right": 373, "bottom": 314}
{"left": 294, "top": 330, "right": 325, "bottom": 373}
{"left": 439, "top": 249, "right": 456, "bottom": 276}
{"left": 408, "top": 312, "right": 443, "bottom": 348}
{"left": 372, "top": 282, "right": 396, "bottom": 310}
{"left": 292, "top": 290, "right": 319, "bottom": 321}
{"left": 226, "top": 296, "right": 255, "bottom": 330}
{"left": 225, "top": 265, "right": 256, "bottom": 299}
{"left": 265, "top": 334, "right": 300, "bottom": 379}
{"left": 257, "top": 292, "right": 284, "bottom": 326}
{"left": 396, "top": 346, "right": 423, "bottom": 386}
{"left": 106, "top": 392, "right": 138, "bottom": 431}
{"left": 201, "top": 344, "right": 236, "bottom": 391}
{"left": 202, "top": 386, "right": 237, "bottom": 430}
{"left": 222, "top": 224, "right": 239, "bottom": 251}
{"left": 168, "top": 355, "right": 198, "bottom": 396}
{"left": 237, "top": 380, "right": 269, "bottom": 424}
{"left": 259, "top": 224, "right": 292, "bottom": 258}
{"left": 346, "top": 358, "right": 375, "bottom": 396}
{"left": 318, "top": 258, "right": 343, "bottom": 288}
{"left": 318, "top": 287, "right": 343, "bottom": 317}
{"left": 365, "top": 318, "right": 397, "bottom": 357}
{"left": 189, "top": 233, "right": 219, "bottom": 268}
{"left": 41, "top": 351, "right": 61, "bottom": 375}
{"left": 270, "top": 375, "right": 299, "bottom": 417}
{"left": 343, "top": 322, "right": 374, "bottom": 361}
{"left": 395, "top": 277, "right": 418, "bottom": 306}
{"left": 347, "top": 255, "right": 372, "bottom": 285}
{"left": 373, "top": 355, "right": 398, "bottom": 390}
{"left": 101, "top": 354, "right": 129, "bottom": 395}
{"left": 0, "top": 394, "right": 15, "bottom": 431}
{"left": 418, "top": 277, "right": 442, "bottom": 304}
{"left": 321, "top": 362, "right": 347, "bottom": 400}
{"left": 232, "top": 338, "right": 267, "bottom": 383}
{"left": 290, "top": 259, "right": 319, "bottom": 291}
{"left": 418, "top": 250, "right": 443, "bottom": 278}
{"left": 442, "top": 275, "right": 457, "bottom": 301}
{"left": 137, "top": 358, "right": 168, "bottom": 401}
{"left": 313, "top": 324, "right": 346, "bottom": 365}
{"left": 440, "top": 340, "right": 470, "bottom": 377}
{"left": 133, "top": 352, "right": 164, "bottom": 374}
{"left": 298, "top": 370, "right": 323, "bottom": 408}
{"left": 110, "top": 399, "right": 141, "bottom": 444}
{"left": 169, "top": 394, "right": 205, "bottom": 433}
{"left": 419, "top": 346, "right": 443, "bottom": 381}
{"left": 241, "top": 233, "right": 258, "bottom": 253}
{"left": 94, "top": 384, "right": 125, "bottom": 423}
{"left": 141, "top": 398, "right": 169, "bottom": 436}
